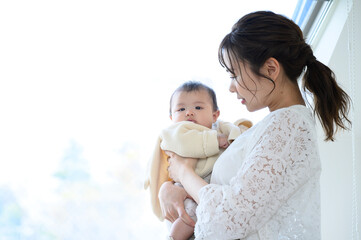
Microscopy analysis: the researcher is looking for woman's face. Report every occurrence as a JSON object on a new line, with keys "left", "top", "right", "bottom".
{"left": 227, "top": 58, "right": 275, "bottom": 112}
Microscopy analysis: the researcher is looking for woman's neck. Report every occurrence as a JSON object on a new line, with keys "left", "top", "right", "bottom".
{"left": 268, "top": 78, "right": 305, "bottom": 112}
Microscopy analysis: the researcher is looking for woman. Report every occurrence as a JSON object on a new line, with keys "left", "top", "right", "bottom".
{"left": 159, "top": 11, "right": 351, "bottom": 239}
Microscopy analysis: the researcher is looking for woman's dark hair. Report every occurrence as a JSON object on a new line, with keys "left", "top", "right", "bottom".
{"left": 219, "top": 11, "right": 351, "bottom": 141}
{"left": 169, "top": 81, "right": 219, "bottom": 116}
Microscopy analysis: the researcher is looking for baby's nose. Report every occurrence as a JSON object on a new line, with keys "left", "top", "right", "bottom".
{"left": 186, "top": 109, "right": 194, "bottom": 116}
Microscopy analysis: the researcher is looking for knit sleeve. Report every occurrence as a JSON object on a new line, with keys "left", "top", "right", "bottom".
{"left": 160, "top": 121, "right": 219, "bottom": 158}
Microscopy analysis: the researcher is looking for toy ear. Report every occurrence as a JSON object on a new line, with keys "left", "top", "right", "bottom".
{"left": 234, "top": 118, "right": 253, "bottom": 129}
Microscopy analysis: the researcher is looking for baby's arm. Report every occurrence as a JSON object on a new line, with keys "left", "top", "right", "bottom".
{"left": 161, "top": 122, "right": 219, "bottom": 158}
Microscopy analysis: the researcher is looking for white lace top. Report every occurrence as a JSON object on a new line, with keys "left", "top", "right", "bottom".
{"left": 195, "top": 105, "right": 321, "bottom": 240}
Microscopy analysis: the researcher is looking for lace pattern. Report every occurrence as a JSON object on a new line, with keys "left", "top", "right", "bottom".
{"left": 195, "top": 106, "right": 321, "bottom": 239}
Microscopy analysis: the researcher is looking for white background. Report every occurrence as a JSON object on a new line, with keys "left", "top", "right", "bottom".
{"left": 0, "top": 1, "right": 297, "bottom": 239}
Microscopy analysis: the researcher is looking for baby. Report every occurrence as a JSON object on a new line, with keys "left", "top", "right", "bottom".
{"left": 144, "top": 81, "right": 251, "bottom": 240}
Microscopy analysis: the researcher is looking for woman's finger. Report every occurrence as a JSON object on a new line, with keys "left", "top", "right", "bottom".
{"left": 169, "top": 208, "right": 178, "bottom": 222}
{"left": 164, "top": 213, "right": 174, "bottom": 223}
{"left": 165, "top": 209, "right": 176, "bottom": 223}
{"left": 162, "top": 206, "right": 173, "bottom": 223}
{"left": 162, "top": 204, "right": 178, "bottom": 223}
{"left": 178, "top": 206, "right": 195, "bottom": 227}
{"left": 164, "top": 215, "right": 172, "bottom": 223}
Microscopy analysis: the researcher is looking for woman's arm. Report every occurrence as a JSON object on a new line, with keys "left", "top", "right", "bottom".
{"left": 166, "top": 151, "right": 208, "bottom": 204}
{"left": 159, "top": 151, "right": 208, "bottom": 226}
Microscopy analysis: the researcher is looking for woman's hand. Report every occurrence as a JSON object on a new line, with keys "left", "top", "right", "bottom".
{"left": 158, "top": 181, "right": 195, "bottom": 227}
{"left": 163, "top": 150, "right": 208, "bottom": 208}
{"left": 165, "top": 151, "right": 197, "bottom": 183}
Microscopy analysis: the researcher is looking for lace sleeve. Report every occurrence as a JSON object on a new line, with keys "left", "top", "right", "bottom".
{"left": 195, "top": 109, "right": 317, "bottom": 239}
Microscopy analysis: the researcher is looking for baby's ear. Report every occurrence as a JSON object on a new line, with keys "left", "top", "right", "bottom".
{"left": 169, "top": 114, "right": 173, "bottom": 121}
{"left": 213, "top": 110, "right": 220, "bottom": 122}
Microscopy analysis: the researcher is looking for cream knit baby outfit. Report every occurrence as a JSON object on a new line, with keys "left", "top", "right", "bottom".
{"left": 144, "top": 119, "right": 252, "bottom": 221}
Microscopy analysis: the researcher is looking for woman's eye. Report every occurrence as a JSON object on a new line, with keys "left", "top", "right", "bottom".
{"left": 230, "top": 75, "right": 237, "bottom": 80}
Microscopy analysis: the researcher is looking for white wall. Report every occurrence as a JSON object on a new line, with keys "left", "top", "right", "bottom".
{"left": 312, "top": 0, "right": 361, "bottom": 239}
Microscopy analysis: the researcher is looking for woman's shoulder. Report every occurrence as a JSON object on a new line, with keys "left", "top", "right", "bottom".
{"left": 252, "top": 105, "right": 318, "bottom": 154}
{"left": 255, "top": 105, "right": 315, "bottom": 137}
{"left": 268, "top": 105, "right": 313, "bottom": 124}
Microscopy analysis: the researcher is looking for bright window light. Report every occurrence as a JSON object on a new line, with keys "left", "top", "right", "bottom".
{"left": 292, "top": 0, "right": 334, "bottom": 43}
{"left": 0, "top": 1, "right": 298, "bottom": 239}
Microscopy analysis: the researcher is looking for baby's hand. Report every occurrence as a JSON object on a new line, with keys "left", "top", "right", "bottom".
{"left": 217, "top": 134, "right": 229, "bottom": 149}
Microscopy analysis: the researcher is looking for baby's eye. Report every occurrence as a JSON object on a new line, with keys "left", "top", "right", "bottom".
{"left": 177, "top": 108, "right": 185, "bottom": 112}
{"left": 195, "top": 106, "right": 203, "bottom": 110}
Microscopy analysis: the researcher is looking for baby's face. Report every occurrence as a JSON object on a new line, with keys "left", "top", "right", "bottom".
{"left": 170, "top": 89, "right": 219, "bottom": 129}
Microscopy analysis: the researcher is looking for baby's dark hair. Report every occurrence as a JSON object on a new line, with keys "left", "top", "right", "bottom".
{"left": 169, "top": 81, "right": 219, "bottom": 116}
{"left": 219, "top": 11, "right": 351, "bottom": 141}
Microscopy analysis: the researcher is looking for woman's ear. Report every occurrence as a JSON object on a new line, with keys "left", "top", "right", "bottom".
{"left": 263, "top": 57, "right": 280, "bottom": 80}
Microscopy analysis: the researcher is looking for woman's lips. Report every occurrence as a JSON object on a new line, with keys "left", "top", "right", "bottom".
{"left": 237, "top": 95, "right": 246, "bottom": 104}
